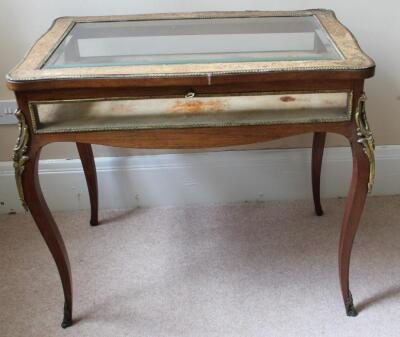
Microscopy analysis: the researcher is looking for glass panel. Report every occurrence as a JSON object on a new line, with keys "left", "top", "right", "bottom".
{"left": 31, "top": 91, "right": 351, "bottom": 133}
{"left": 43, "top": 16, "right": 341, "bottom": 68}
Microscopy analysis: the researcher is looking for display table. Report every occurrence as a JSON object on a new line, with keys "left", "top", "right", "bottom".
{"left": 6, "top": 9, "right": 375, "bottom": 328}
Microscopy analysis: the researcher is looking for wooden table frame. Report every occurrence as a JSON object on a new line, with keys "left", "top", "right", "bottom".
{"left": 7, "top": 10, "right": 375, "bottom": 329}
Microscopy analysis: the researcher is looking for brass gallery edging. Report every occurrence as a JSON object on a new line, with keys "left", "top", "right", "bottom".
{"left": 38, "top": 21, "right": 76, "bottom": 71}
{"left": 38, "top": 12, "right": 344, "bottom": 71}
{"left": 355, "top": 93, "right": 375, "bottom": 193}
{"left": 28, "top": 90, "right": 353, "bottom": 134}
{"left": 13, "top": 109, "right": 30, "bottom": 211}
{"left": 8, "top": 64, "right": 374, "bottom": 83}
{"left": 7, "top": 10, "right": 375, "bottom": 83}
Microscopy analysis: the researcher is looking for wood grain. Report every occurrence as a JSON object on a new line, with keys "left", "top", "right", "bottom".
{"left": 312, "top": 132, "right": 327, "bottom": 216}
{"left": 76, "top": 143, "right": 98, "bottom": 226}
{"left": 7, "top": 18, "right": 374, "bottom": 326}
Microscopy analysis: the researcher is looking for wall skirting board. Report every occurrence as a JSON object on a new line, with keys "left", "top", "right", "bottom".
{"left": 0, "top": 146, "right": 399, "bottom": 214}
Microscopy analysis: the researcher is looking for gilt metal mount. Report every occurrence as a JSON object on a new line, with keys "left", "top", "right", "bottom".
{"left": 13, "top": 109, "right": 30, "bottom": 211}
{"left": 355, "top": 93, "right": 375, "bottom": 193}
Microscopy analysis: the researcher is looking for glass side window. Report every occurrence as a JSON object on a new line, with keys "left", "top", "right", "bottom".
{"left": 43, "top": 16, "right": 341, "bottom": 68}
{"left": 29, "top": 91, "right": 351, "bottom": 133}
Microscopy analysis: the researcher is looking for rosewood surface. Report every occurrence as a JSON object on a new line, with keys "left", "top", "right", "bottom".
{"left": 7, "top": 10, "right": 375, "bottom": 329}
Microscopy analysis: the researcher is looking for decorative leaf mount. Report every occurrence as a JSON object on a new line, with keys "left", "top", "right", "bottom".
{"left": 355, "top": 93, "right": 375, "bottom": 193}
{"left": 13, "top": 109, "right": 30, "bottom": 211}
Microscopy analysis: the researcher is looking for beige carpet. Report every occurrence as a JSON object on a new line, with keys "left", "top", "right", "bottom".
{"left": 1, "top": 196, "right": 400, "bottom": 337}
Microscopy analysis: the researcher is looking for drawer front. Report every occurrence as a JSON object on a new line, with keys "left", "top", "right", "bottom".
{"left": 29, "top": 90, "right": 352, "bottom": 134}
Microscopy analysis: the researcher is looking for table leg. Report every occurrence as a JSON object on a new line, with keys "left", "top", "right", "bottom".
{"left": 20, "top": 145, "right": 73, "bottom": 328}
{"left": 76, "top": 143, "right": 99, "bottom": 226}
{"left": 339, "top": 134, "right": 371, "bottom": 316}
{"left": 312, "top": 132, "right": 326, "bottom": 216}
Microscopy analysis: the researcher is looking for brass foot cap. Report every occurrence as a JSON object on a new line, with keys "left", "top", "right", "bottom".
{"left": 61, "top": 318, "right": 73, "bottom": 329}
{"left": 90, "top": 219, "right": 99, "bottom": 226}
{"left": 346, "top": 304, "right": 358, "bottom": 317}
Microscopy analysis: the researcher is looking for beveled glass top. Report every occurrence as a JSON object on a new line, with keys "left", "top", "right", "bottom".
{"left": 7, "top": 10, "right": 375, "bottom": 86}
{"left": 43, "top": 15, "right": 341, "bottom": 69}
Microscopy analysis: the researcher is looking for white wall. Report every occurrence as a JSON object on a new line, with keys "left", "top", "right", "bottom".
{"left": 0, "top": 0, "right": 399, "bottom": 160}
{"left": 1, "top": 0, "right": 398, "bottom": 101}
{"left": 0, "top": 1, "right": 399, "bottom": 211}
{"left": 1, "top": 146, "right": 400, "bottom": 214}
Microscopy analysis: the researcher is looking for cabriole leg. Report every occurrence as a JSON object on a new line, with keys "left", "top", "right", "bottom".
{"left": 312, "top": 132, "right": 326, "bottom": 216}
{"left": 14, "top": 110, "right": 73, "bottom": 328}
{"left": 339, "top": 93, "right": 375, "bottom": 316}
{"left": 22, "top": 145, "right": 73, "bottom": 328}
{"left": 76, "top": 142, "right": 99, "bottom": 226}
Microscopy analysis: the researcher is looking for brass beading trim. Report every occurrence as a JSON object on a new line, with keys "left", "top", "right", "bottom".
{"left": 7, "top": 10, "right": 375, "bottom": 83}
{"left": 28, "top": 90, "right": 353, "bottom": 134}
